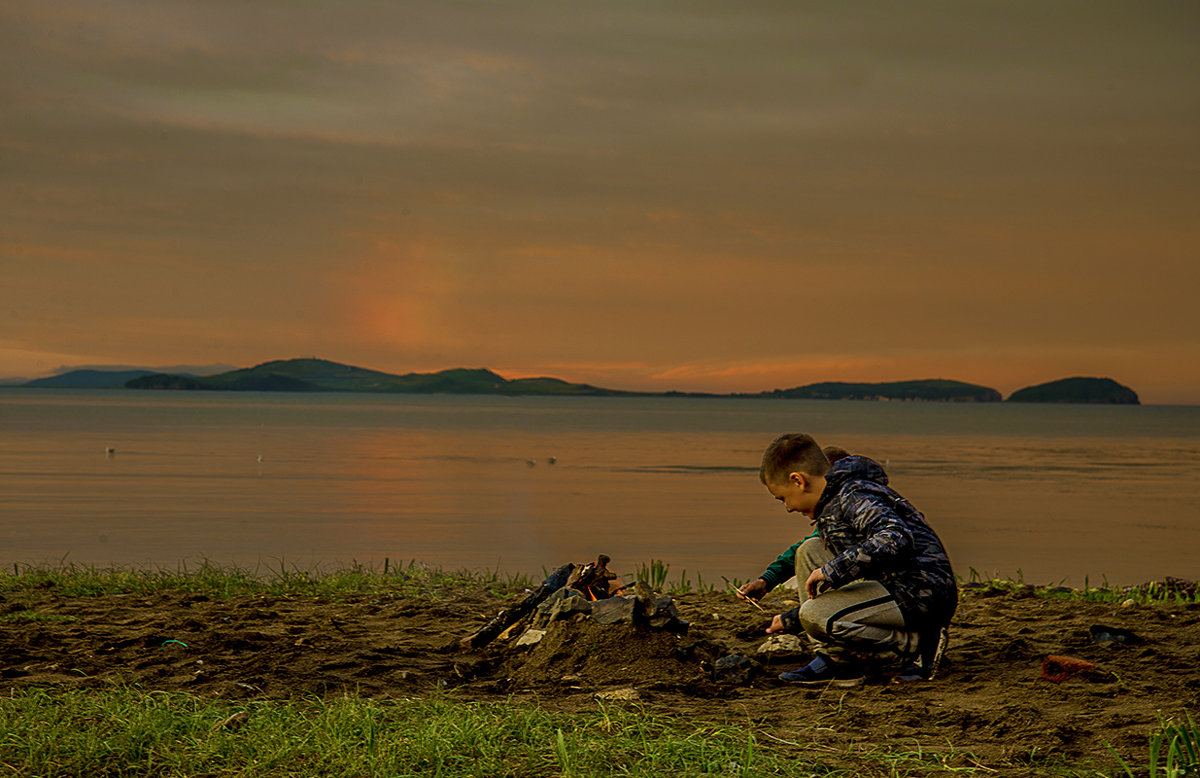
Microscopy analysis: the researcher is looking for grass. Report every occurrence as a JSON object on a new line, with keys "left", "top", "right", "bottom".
{"left": 2, "top": 557, "right": 720, "bottom": 603}
{"left": 961, "top": 567, "right": 1200, "bottom": 606}
{"left": 9, "top": 558, "right": 1188, "bottom": 607}
{"left": 0, "top": 685, "right": 930, "bottom": 778}
{"left": 1109, "top": 714, "right": 1200, "bottom": 778}
{"left": 631, "top": 559, "right": 715, "bottom": 595}
{"left": 0, "top": 685, "right": 1061, "bottom": 778}
{"left": 2, "top": 558, "right": 534, "bottom": 601}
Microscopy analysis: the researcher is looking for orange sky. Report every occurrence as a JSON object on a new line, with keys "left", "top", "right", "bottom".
{"left": 3, "top": 3, "right": 1198, "bottom": 403}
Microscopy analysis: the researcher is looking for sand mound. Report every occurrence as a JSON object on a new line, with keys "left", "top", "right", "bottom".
{"left": 499, "top": 618, "right": 714, "bottom": 691}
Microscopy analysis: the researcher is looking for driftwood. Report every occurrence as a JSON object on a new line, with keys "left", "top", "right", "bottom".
{"left": 459, "top": 562, "right": 576, "bottom": 649}
{"left": 568, "top": 554, "right": 618, "bottom": 600}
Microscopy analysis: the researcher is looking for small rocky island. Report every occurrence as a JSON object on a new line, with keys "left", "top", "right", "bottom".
{"left": 1006, "top": 377, "right": 1139, "bottom": 405}
{"left": 750, "top": 379, "right": 1002, "bottom": 402}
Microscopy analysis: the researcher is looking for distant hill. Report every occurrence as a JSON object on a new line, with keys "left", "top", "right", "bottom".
{"left": 21, "top": 363, "right": 233, "bottom": 389}
{"left": 1006, "top": 377, "right": 1139, "bottom": 404}
{"left": 18, "top": 358, "right": 1137, "bottom": 404}
{"left": 25, "top": 369, "right": 157, "bottom": 388}
{"left": 752, "top": 379, "right": 1003, "bottom": 402}
{"left": 126, "top": 358, "right": 638, "bottom": 396}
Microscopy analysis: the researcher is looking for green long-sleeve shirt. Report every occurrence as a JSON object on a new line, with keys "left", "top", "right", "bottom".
{"left": 759, "top": 530, "right": 819, "bottom": 590}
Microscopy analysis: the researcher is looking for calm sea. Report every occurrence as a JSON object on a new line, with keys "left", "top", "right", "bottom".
{"left": 1, "top": 389, "right": 1197, "bottom": 588}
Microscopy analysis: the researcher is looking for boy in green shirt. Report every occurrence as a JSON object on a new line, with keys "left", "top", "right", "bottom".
{"left": 736, "top": 446, "right": 847, "bottom": 604}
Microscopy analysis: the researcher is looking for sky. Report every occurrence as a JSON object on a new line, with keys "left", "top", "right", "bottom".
{"left": 3, "top": 2, "right": 1199, "bottom": 403}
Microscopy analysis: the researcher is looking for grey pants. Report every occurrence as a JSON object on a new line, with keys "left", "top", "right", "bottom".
{"left": 795, "top": 538, "right": 921, "bottom": 660}
{"left": 793, "top": 536, "right": 832, "bottom": 605}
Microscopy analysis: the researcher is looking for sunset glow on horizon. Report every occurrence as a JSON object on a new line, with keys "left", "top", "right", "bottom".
{"left": 3, "top": 2, "right": 1198, "bottom": 403}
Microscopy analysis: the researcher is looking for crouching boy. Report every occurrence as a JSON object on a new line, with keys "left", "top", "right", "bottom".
{"left": 760, "top": 433, "right": 957, "bottom": 686}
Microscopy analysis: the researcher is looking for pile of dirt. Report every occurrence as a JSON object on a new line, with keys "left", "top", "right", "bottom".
{"left": 2, "top": 583, "right": 1198, "bottom": 772}
{"left": 499, "top": 619, "right": 710, "bottom": 691}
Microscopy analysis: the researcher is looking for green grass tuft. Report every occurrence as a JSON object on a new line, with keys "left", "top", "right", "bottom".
{"left": 960, "top": 568, "right": 1199, "bottom": 606}
{"left": 630, "top": 559, "right": 715, "bottom": 595}
{"left": 1, "top": 559, "right": 534, "bottom": 601}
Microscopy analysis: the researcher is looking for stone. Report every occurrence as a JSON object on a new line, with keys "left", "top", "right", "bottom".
{"left": 713, "top": 653, "right": 755, "bottom": 684}
{"left": 756, "top": 634, "right": 805, "bottom": 655}
{"left": 646, "top": 596, "right": 689, "bottom": 633}
{"left": 537, "top": 588, "right": 593, "bottom": 622}
{"left": 590, "top": 596, "right": 637, "bottom": 625}
{"left": 653, "top": 596, "right": 678, "bottom": 619}
{"left": 514, "top": 628, "right": 546, "bottom": 647}
{"left": 632, "top": 581, "right": 657, "bottom": 615}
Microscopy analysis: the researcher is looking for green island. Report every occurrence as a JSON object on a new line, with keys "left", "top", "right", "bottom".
{"left": 749, "top": 379, "right": 1002, "bottom": 402}
{"left": 1006, "top": 376, "right": 1141, "bottom": 405}
{"left": 22, "top": 358, "right": 1139, "bottom": 403}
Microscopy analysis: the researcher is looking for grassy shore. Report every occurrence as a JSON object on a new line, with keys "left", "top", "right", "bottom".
{"left": 2, "top": 686, "right": 822, "bottom": 778}
{"left": 2, "top": 561, "right": 1197, "bottom": 777}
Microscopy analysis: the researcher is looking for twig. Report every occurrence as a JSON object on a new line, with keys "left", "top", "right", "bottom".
{"left": 966, "top": 757, "right": 999, "bottom": 773}
{"left": 721, "top": 576, "right": 765, "bottom": 611}
{"left": 761, "top": 731, "right": 802, "bottom": 746}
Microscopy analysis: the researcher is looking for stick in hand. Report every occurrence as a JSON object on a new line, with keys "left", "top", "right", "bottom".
{"left": 722, "top": 576, "right": 765, "bottom": 611}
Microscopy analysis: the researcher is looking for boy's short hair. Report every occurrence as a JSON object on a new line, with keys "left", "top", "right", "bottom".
{"left": 822, "top": 445, "right": 850, "bottom": 464}
{"left": 760, "top": 433, "right": 831, "bottom": 484}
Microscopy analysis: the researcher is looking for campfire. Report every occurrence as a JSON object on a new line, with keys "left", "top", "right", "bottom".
{"left": 460, "top": 555, "right": 689, "bottom": 651}
{"left": 566, "top": 554, "right": 619, "bottom": 601}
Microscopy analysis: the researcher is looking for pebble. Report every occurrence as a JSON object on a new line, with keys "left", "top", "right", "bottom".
{"left": 514, "top": 628, "right": 546, "bottom": 647}
{"left": 1120, "top": 598, "right": 1137, "bottom": 608}
{"left": 757, "top": 634, "right": 804, "bottom": 655}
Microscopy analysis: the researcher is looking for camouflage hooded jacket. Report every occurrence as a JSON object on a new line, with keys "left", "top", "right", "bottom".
{"left": 813, "top": 455, "right": 958, "bottom": 629}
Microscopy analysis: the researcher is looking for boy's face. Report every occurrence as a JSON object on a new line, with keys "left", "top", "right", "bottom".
{"left": 765, "top": 471, "right": 823, "bottom": 518}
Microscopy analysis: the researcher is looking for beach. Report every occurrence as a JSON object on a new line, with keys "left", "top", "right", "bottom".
{"left": 3, "top": 568, "right": 1197, "bottom": 774}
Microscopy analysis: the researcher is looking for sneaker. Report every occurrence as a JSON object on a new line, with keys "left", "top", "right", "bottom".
{"left": 893, "top": 625, "right": 949, "bottom": 683}
{"left": 779, "top": 655, "right": 865, "bottom": 688}
{"left": 892, "top": 661, "right": 928, "bottom": 683}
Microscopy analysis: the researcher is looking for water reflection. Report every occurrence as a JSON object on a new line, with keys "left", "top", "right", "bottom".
{"left": 1, "top": 391, "right": 1196, "bottom": 586}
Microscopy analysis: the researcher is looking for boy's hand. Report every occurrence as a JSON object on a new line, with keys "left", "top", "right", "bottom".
{"left": 737, "top": 578, "right": 768, "bottom": 602}
{"left": 804, "top": 568, "right": 828, "bottom": 599}
{"left": 766, "top": 614, "right": 785, "bottom": 634}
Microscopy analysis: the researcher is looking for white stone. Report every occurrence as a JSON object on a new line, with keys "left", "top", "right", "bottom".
{"left": 756, "top": 634, "right": 804, "bottom": 654}
{"left": 514, "top": 628, "right": 546, "bottom": 647}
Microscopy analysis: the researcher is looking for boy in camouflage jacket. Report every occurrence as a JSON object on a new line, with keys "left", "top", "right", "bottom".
{"left": 760, "top": 433, "right": 957, "bottom": 686}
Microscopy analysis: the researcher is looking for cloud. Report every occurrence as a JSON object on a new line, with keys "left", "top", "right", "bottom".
{"left": 1, "top": 2, "right": 1198, "bottom": 401}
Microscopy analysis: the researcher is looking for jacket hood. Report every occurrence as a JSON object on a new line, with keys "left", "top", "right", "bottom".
{"left": 823, "top": 454, "right": 889, "bottom": 495}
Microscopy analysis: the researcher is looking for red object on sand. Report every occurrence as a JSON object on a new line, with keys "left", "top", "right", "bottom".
{"left": 1041, "top": 654, "right": 1097, "bottom": 683}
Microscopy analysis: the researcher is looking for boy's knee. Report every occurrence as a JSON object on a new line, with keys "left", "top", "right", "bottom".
{"left": 798, "top": 598, "right": 830, "bottom": 640}
{"left": 796, "top": 537, "right": 832, "bottom": 574}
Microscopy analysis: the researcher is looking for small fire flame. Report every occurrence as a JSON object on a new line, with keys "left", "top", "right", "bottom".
{"left": 570, "top": 554, "right": 618, "bottom": 601}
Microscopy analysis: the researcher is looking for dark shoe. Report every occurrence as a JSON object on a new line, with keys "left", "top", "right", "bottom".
{"left": 892, "top": 661, "right": 928, "bottom": 683}
{"left": 893, "top": 625, "right": 949, "bottom": 683}
{"left": 779, "top": 655, "right": 865, "bottom": 688}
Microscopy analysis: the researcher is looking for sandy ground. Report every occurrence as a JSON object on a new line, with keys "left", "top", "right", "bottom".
{"left": 2, "top": 582, "right": 1198, "bottom": 773}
